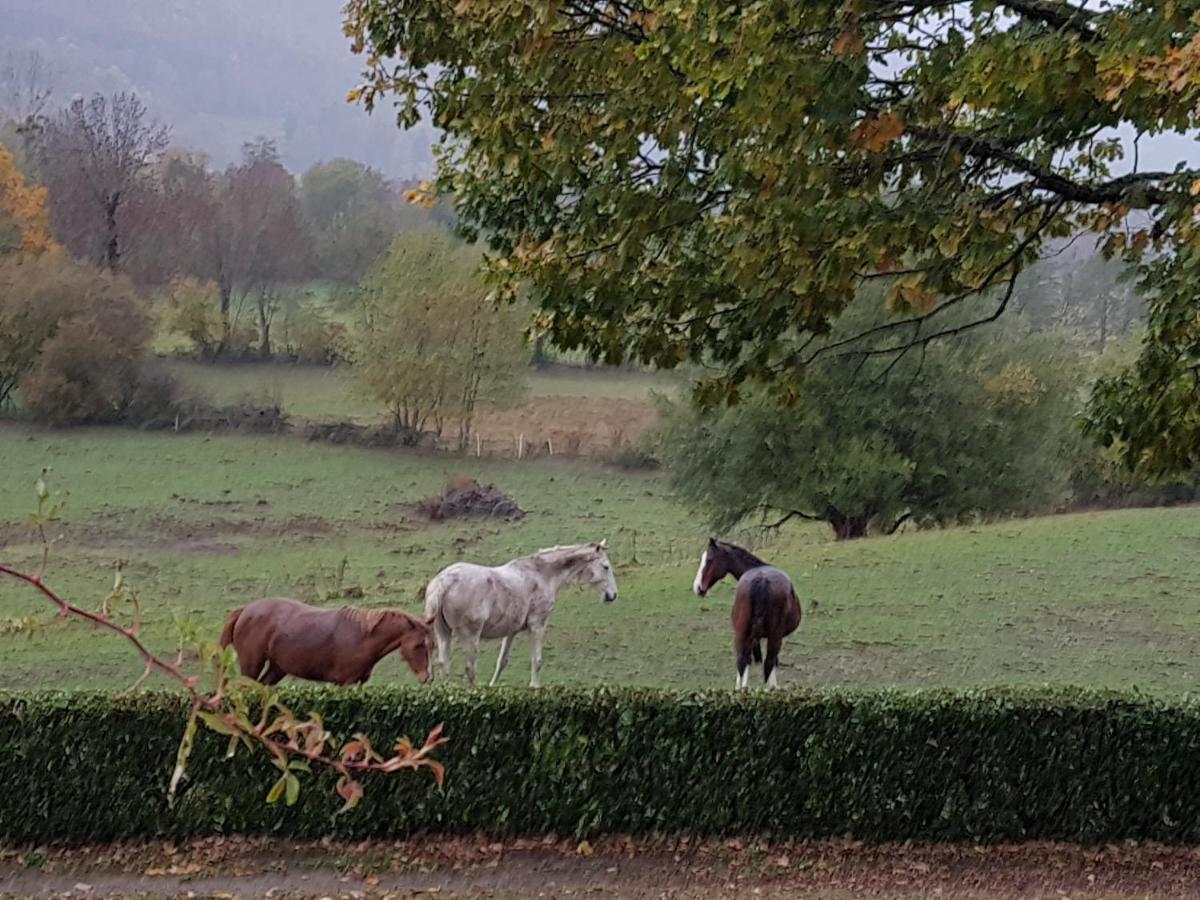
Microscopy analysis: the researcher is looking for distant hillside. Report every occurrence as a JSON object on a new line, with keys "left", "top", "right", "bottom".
{"left": 1, "top": 0, "right": 437, "bottom": 176}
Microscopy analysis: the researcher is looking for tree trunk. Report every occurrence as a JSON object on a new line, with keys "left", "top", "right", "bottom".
{"left": 257, "top": 295, "right": 272, "bottom": 359}
{"left": 829, "top": 513, "right": 870, "bottom": 540}
{"left": 1097, "top": 292, "right": 1109, "bottom": 352}
{"left": 218, "top": 278, "right": 232, "bottom": 355}
{"left": 104, "top": 192, "right": 120, "bottom": 273}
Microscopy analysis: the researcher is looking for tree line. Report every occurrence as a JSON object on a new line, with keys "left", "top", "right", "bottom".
{"left": 2, "top": 65, "right": 453, "bottom": 359}
{"left": 0, "top": 72, "right": 526, "bottom": 443}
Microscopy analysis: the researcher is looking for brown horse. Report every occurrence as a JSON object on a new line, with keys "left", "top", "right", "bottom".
{"left": 692, "top": 538, "right": 803, "bottom": 689}
{"left": 219, "top": 597, "right": 434, "bottom": 686}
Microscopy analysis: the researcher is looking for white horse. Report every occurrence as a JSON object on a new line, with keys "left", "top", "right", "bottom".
{"left": 422, "top": 541, "right": 618, "bottom": 687}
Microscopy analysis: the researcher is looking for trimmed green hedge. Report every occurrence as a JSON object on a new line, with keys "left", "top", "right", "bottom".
{"left": 3, "top": 687, "right": 1200, "bottom": 844}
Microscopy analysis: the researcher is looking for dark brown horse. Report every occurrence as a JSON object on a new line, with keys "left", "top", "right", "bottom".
{"left": 692, "top": 538, "right": 803, "bottom": 688}
{"left": 219, "top": 597, "right": 434, "bottom": 686}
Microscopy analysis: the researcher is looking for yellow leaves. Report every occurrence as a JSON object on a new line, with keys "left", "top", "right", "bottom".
{"left": 1100, "top": 33, "right": 1200, "bottom": 104}
{"left": 628, "top": 10, "right": 660, "bottom": 32}
{"left": 832, "top": 29, "right": 865, "bottom": 59}
{"left": 886, "top": 272, "right": 937, "bottom": 312}
{"left": 985, "top": 362, "right": 1042, "bottom": 407}
{"left": 402, "top": 180, "right": 438, "bottom": 208}
{"left": 346, "top": 87, "right": 364, "bottom": 104}
{"left": 850, "top": 111, "right": 904, "bottom": 153}
{"left": 935, "top": 227, "right": 962, "bottom": 258}
{"left": 1189, "top": 177, "right": 1200, "bottom": 196}
{"left": 0, "top": 145, "right": 57, "bottom": 257}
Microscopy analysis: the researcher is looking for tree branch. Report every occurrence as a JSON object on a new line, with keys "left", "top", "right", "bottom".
{"left": 907, "top": 126, "right": 1186, "bottom": 205}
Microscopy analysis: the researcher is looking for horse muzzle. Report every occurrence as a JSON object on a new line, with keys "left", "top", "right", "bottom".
{"left": 603, "top": 591, "right": 618, "bottom": 603}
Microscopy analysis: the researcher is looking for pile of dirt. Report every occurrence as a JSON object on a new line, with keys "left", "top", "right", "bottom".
{"left": 417, "top": 477, "right": 525, "bottom": 522}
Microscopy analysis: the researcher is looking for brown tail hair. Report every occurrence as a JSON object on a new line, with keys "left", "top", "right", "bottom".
{"left": 219, "top": 607, "right": 243, "bottom": 647}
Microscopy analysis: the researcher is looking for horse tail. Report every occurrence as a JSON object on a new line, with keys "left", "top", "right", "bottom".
{"left": 749, "top": 576, "right": 770, "bottom": 643}
{"left": 422, "top": 575, "right": 451, "bottom": 634}
{"left": 219, "top": 606, "right": 243, "bottom": 648}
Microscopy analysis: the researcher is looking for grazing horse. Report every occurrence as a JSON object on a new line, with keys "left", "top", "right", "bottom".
{"left": 219, "top": 597, "right": 434, "bottom": 686}
{"left": 692, "top": 538, "right": 802, "bottom": 689}
{"left": 423, "top": 541, "right": 618, "bottom": 687}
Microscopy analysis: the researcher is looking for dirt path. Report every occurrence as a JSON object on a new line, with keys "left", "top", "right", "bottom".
{"left": 3, "top": 836, "right": 1200, "bottom": 898}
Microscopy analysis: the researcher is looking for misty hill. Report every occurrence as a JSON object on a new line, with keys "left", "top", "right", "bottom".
{"left": 2, "top": 0, "right": 437, "bottom": 176}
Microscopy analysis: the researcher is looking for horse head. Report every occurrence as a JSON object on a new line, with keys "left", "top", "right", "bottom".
{"left": 581, "top": 539, "right": 619, "bottom": 603}
{"left": 394, "top": 613, "right": 435, "bottom": 684}
{"left": 693, "top": 537, "right": 728, "bottom": 597}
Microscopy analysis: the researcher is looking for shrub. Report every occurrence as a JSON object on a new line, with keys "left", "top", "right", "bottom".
{"left": 4, "top": 687, "right": 1200, "bottom": 845}
{"left": 160, "top": 277, "right": 223, "bottom": 358}
{"left": 0, "top": 254, "right": 154, "bottom": 424}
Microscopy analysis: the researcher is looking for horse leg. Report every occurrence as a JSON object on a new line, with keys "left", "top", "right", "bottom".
{"left": 488, "top": 634, "right": 514, "bottom": 688}
{"left": 752, "top": 641, "right": 763, "bottom": 664}
{"left": 529, "top": 625, "right": 546, "bottom": 689}
{"left": 735, "top": 638, "right": 753, "bottom": 690}
{"left": 462, "top": 630, "right": 482, "bottom": 686}
{"left": 764, "top": 634, "right": 783, "bottom": 689}
{"left": 433, "top": 614, "right": 453, "bottom": 681}
{"left": 260, "top": 662, "right": 286, "bottom": 686}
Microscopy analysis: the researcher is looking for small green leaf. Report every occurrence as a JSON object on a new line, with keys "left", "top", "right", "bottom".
{"left": 266, "top": 775, "right": 287, "bottom": 804}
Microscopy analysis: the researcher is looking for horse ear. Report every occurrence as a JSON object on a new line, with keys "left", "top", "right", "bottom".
{"left": 708, "top": 536, "right": 717, "bottom": 547}
{"left": 597, "top": 538, "right": 607, "bottom": 549}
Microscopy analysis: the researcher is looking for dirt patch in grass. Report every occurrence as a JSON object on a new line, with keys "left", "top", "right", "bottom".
{"left": 0, "top": 512, "right": 336, "bottom": 556}
{"left": 3, "top": 836, "right": 1200, "bottom": 898}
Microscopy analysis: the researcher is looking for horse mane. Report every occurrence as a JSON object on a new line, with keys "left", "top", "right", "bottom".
{"left": 715, "top": 540, "right": 768, "bottom": 571}
{"left": 512, "top": 543, "right": 599, "bottom": 578}
{"left": 337, "top": 606, "right": 415, "bottom": 634}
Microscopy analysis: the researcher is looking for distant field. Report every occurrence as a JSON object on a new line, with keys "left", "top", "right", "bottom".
{"left": 3, "top": 425, "right": 1200, "bottom": 695}
{"left": 164, "top": 360, "right": 678, "bottom": 418}
{"left": 161, "top": 360, "right": 675, "bottom": 456}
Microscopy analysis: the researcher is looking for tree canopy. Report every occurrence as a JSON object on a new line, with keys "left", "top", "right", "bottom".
{"left": 344, "top": 0, "right": 1200, "bottom": 471}
{"left": 0, "top": 144, "right": 55, "bottom": 256}
{"left": 659, "top": 307, "right": 1082, "bottom": 538}
{"left": 354, "top": 230, "right": 528, "bottom": 444}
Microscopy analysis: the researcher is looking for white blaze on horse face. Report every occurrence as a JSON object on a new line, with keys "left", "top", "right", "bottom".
{"left": 692, "top": 550, "right": 708, "bottom": 596}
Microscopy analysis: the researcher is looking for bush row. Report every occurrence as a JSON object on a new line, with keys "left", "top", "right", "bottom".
{"left": 3, "top": 687, "right": 1200, "bottom": 844}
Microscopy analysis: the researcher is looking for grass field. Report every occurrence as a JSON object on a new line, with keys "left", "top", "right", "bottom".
{"left": 163, "top": 360, "right": 678, "bottom": 420}
{"left": 3, "top": 424, "right": 1200, "bottom": 695}
{"left": 161, "top": 360, "right": 675, "bottom": 457}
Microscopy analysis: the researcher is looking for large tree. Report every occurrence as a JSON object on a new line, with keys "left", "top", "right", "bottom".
{"left": 300, "top": 158, "right": 408, "bottom": 283}
{"left": 345, "top": 0, "right": 1200, "bottom": 470}
{"left": 32, "top": 93, "right": 169, "bottom": 273}
{"left": 354, "top": 230, "right": 527, "bottom": 444}
{"left": 660, "top": 312, "right": 1083, "bottom": 539}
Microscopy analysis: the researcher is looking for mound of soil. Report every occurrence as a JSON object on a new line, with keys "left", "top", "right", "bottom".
{"left": 418, "top": 478, "right": 525, "bottom": 522}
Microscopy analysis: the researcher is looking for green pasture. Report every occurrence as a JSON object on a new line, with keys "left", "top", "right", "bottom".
{"left": 1, "top": 425, "right": 1199, "bottom": 694}
{"left": 160, "top": 360, "right": 677, "bottom": 423}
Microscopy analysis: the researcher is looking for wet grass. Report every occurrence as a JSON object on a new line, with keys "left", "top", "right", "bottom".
{"left": 2, "top": 424, "right": 1200, "bottom": 695}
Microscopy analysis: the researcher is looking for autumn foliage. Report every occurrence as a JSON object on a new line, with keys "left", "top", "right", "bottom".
{"left": 0, "top": 143, "right": 55, "bottom": 256}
